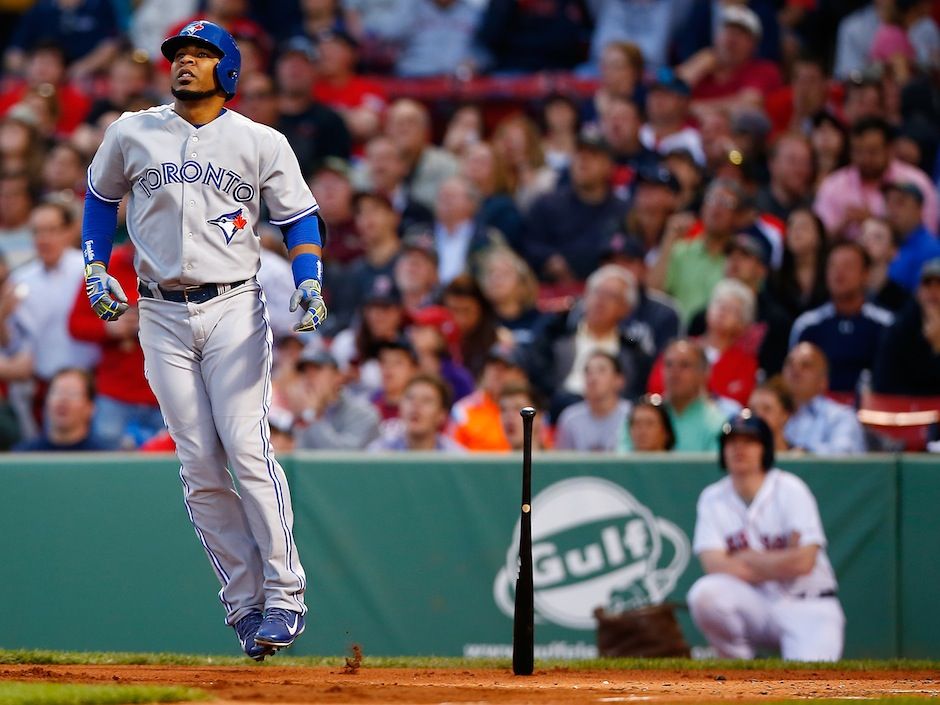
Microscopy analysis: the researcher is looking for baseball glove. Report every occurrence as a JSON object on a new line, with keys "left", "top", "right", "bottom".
{"left": 594, "top": 604, "right": 691, "bottom": 658}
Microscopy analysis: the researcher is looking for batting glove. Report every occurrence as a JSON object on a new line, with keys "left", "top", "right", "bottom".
{"left": 85, "top": 263, "right": 129, "bottom": 321}
{"left": 289, "top": 278, "right": 328, "bottom": 333}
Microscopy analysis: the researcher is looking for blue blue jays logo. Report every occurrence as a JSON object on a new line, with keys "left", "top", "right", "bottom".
{"left": 208, "top": 208, "right": 248, "bottom": 245}
{"left": 182, "top": 22, "right": 205, "bottom": 35}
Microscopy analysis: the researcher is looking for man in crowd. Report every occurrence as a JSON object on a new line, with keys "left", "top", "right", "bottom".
{"left": 498, "top": 382, "right": 547, "bottom": 452}
{"left": 884, "top": 182, "right": 940, "bottom": 293}
{"left": 755, "top": 134, "right": 815, "bottom": 223}
{"left": 790, "top": 241, "right": 894, "bottom": 395}
{"left": 599, "top": 96, "right": 658, "bottom": 196}
{"left": 294, "top": 350, "right": 380, "bottom": 450}
{"left": 13, "top": 368, "right": 112, "bottom": 452}
{"left": 432, "top": 176, "right": 497, "bottom": 285}
{"left": 639, "top": 68, "right": 704, "bottom": 165}
{"left": 369, "top": 373, "right": 464, "bottom": 452}
{"left": 372, "top": 338, "right": 420, "bottom": 423}
{"left": 394, "top": 233, "right": 440, "bottom": 312}
{"left": 782, "top": 342, "right": 866, "bottom": 454}
{"left": 554, "top": 351, "right": 630, "bottom": 452}
{"left": 815, "top": 117, "right": 938, "bottom": 240}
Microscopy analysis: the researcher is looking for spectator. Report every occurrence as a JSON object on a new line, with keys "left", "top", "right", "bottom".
{"left": 491, "top": 113, "right": 558, "bottom": 213}
{"left": 394, "top": 233, "right": 440, "bottom": 312}
{"left": 755, "top": 133, "right": 814, "bottom": 223}
{"left": 0, "top": 170, "right": 36, "bottom": 269}
{"left": 430, "top": 176, "right": 500, "bottom": 285}
{"left": 884, "top": 181, "right": 940, "bottom": 293}
{"left": 765, "top": 53, "right": 835, "bottom": 138}
{"left": 294, "top": 349, "right": 380, "bottom": 450}
{"left": 40, "top": 143, "right": 86, "bottom": 198}
{"left": 11, "top": 199, "right": 99, "bottom": 425}
{"left": 748, "top": 375, "right": 794, "bottom": 452}
{"left": 632, "top": 338, "right": 727, "bottom": 452}
{"left": 344, "top": 0, "right": 411, "bottom": 72}
{"left": 678, "top": 5, "right": 783, "bottom": 116}
{"left": 330, "top": 191, "right": 402, "bottom": 334}
{"left": 624, "top": 165, "right": 681, "bottom": 257}
{"left": 13, "top": 367, "right": 113, "bottom": 451}
{"left": 308, "top": 158, "right": 363, "bottom": 267}
{"left": 555, "top": 351, "right": 630, "bottom": 452}
{"left": 790, "top": 240, "right": 894, "bottom": 395}
{"left": 312, "top": 29, "right": 387, "bottom": 148}
{"left": 81, "top": 51, "right": 156, "bottom": 130}
{"left": 371, "top": 337, "right": 420, "bottom": 423}
{"left": 369, "top": 373, "right": 465, "bottom": 451}
{"left": 600, "top": 232, "right": 681, "bottom": 360}
{"left": 687, "top": 413, "right": 844, "bottom": 661}
{"left": 408, "top": 305, "right": 475, "bottom": 402}
{"left": 600, "top": 97, "right": 659, "bottom": 198}
{"left": 772, "top": 207, "right": 830, "bottom": 320}
{"left": 626, "top": 393, "right": 675, "bottom": 451}
{"left": 814, "top": 117, "right": 939, "bottom": 240}
{"left": 298, "top": 0, "right": 346, "bottom": 37}
{"left": 689, "top": 232, "right": 792, "bottom": 377}
{"left": 391, "top": 0, "right": 483, "bottom": 78}
{"left": 385, "top": 99, "right": 459, "bottom": 212}
{"left": 237, "top": 72, "right": 279, "bottom": 127}
{"left": 650, "top": 179, "right": 742, "bottom": 323}
{"left": 356, "top": 135, "right": 433, "bottom": 235}
{"left": 834, "top": 1, "right": 888, "bottom": 79}
{"left": 460, "top": 141, "right": 525, "bottom": 252}
{"left": 477, "top": 247, "right": 543, "bottom": 349}
{"left": 128, "top": 0, "right": 196, "bottom": 60}
{"left": 873, "top": 258, "right": 940, "bottom": 396}
{"left": 541, "top": 265, "right": 651, "bottom": 414}
{"left": 525, "top": 129, "right": 629, "bottom": 283}
{"left": 782, "top": 342, "right": 866, "bottom": 454}
{"left": 470, "top": 0, "right": 591, "bottom": 74}
{"left": 650, "top": 278, "right": 759, "bottom": 407}
{"left": 0, "top": 43, "right": 91, "bottom": 136}
{"left": 859, "top": 216, "right": 911, "bottom": 312}
{"left": 275, "top": 36, "right": 352, "bottom": 175}
{"left": 4, "top": 0, "right": 120, "bottom": 80}
{"left": 587, "top": 2, "right": 685, "bottom": 72}
{"left": 268, "top": 409, "right": 296, "bottom": 455}
{"left": 442, "top": 274, "right": 501, "bottom": 378}
{"left": 67, "top": 242, "right": 162, "bottom": 449}
{"left": 498, "top": 382, "right": 548, "bottom": 451}
{"left": 540, "top": 93, "right": 580, "bottom": 173}
{"left": 640, "top": 68, "right": 705, "bottom": 166}
{"left": 841, "top": 72, "right": 885, "bottom": 126}
{"left": 809, "top": 110, "right": 850, "bottom": 190}
{"left": 450, "top": 343, "right": 528, "bottom": 451}
{"left": 167, "top": 0, "right": 270, "bottom": 53}
{"left": 663, "top": 148, "right": 706, "bottom": 213}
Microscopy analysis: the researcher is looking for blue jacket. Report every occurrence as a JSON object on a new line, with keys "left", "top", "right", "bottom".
{"left": 888, "top": 224, "right": 940, "bottom": 292}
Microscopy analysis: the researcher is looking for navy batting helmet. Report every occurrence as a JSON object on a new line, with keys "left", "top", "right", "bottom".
{"left": 718, "top": 411, "right": 774, "bottom": 471}
{"left": 161, "top": 20, "right": 241, "bottom": 101}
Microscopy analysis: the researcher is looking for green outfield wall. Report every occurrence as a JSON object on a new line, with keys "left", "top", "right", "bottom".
{"left": 0, "top": 453, "right": 934, "bottom": 658}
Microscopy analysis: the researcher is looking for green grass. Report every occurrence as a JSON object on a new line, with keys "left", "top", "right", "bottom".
{"left": 1, "top": 649, "right": 939, "bottom": 671}
{"left": 0, "top": 681, "right": 205, "bottom": 705}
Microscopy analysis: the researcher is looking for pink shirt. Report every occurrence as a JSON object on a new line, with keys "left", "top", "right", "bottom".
{"left": 814, "top": 160, "right": 939, "bottom": 239}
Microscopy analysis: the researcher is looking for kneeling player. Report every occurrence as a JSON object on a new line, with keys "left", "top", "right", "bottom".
{"left": 687, "top": 413, "right": 844, "bottom": 661}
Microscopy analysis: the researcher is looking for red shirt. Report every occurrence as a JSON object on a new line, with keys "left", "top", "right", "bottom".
{"left": 647, "top": 337, "right": 759, "bottom": 406}
{"left": 693, "top": 59, "right": 783, "bottom": 102}
{"left": 0, "top": 80, "right": 91, "bottom": 135}
{"left": 313, "top": 76, "right": 387, "bottom": 114}
{"left": 67, "top": 244, "right": 158, "bottom": 406}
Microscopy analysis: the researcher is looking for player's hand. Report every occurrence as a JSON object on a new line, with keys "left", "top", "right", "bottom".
{"left": 289, "top": 278, "right": 328, "bottom": 333}
{"left": 85, "top": 263, "right": 129, "bottom": 321}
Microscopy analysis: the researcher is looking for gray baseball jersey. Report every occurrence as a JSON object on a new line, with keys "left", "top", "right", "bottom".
{"left": 87, "top": 104, "right": 318, "bottom": 287}
{"left": 86, "top": 103, "right": 313, "bottom": 631}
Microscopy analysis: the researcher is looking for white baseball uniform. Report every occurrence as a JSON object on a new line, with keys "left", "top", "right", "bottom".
{"left": 687, "top": 469, "right": 845, "bottom": 661}
{"left": 87, "top": 104, "right": 316, "bottom": 625}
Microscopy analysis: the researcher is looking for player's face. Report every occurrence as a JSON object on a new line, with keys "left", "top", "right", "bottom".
{"left": 170, "top": 43, "right": 222, "bottom": 96}
{"left": 723, "top": 434, "right": 764, "bottom": 476}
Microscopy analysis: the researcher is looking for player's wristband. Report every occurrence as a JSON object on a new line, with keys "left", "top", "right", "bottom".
{"left": 82, "top": 190, "right": 118, "bottom": 268}
{"left": 291, "top": 253, "right": 322, "bottom": 289}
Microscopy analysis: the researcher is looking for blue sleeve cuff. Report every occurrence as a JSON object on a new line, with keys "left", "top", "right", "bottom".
{"left": 82, "top": 190, "right": 119, "bottom": 267}
{"left": 281, "top": 212, "right": 322, "bottom": 250}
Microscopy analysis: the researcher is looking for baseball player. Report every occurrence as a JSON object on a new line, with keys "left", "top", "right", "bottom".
{"left": 687, "top": 413, "right": 845, "bottom": 660}
{"left": 80, "top": 21, "right": 326, "bottom": 660}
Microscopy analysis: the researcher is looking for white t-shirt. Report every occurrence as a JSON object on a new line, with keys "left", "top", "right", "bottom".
{"left": 693, "top": 468, "right": 838, "bottom": 599}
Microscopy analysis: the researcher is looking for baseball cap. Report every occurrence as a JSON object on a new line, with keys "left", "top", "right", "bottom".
{"left": 601, "top": 231, "right": 647, "bottom": 261}
{"left": 721, "top": 411, "right": 770, "bottom": 442}
{"left": 316, "top": 156, "right": 352, "bottom": 181}
{"left": 279, "top": 35, "right": 318, "bottom": 63}
{"left": 401, "top": 231, "right": 439, "bottom": 264}
{"left": 297, "top": 347, "right": 338, "bottom": 370}
{"left": 722, "top": 5, "right": 762, "bottom": 39}
{"left": 648, "top": 66, "right": 691, "bottom": 97}
{"left": 576, "top": 126, "right": 612, "bottom": 156}
{"left": 727, "top": 232, "right": 772, "bottom": 268}
{"left": 363, "top": 275, "right": 402, "bottom": 306}
{"left": 635, "top": 165, "right": 681, "bottom": 193}
{"left": 882, "top": 180, "right": 925, "bottom": 205}
{"left": 920, "top": 257, "right": 940, "bottom": 283}
{"left": 375, "top": 336, "right": 418, "bottom": 362}
{"left": 486, "top": 343, "right": 527, "bottom": 370}
{"left": 731, "top": 108, "right": 772, "bottom": 139}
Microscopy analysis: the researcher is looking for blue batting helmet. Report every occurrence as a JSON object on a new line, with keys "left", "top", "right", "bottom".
{"left": 161, "top": 20, "right": 241, "bottom": 101}
{"left": 718, "top": 411, "right": 774, "bottom": 471}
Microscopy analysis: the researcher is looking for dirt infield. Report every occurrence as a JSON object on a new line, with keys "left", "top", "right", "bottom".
{"left": 2, "top": 663, "right": 939, "bottom": 704}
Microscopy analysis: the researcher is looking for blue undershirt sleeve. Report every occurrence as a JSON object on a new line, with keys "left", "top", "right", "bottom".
{"left": 81, "top": 190, "right": 119, "bottom": 268}
{"left": 281, "top": 213, "right": 323, "bottom": 287}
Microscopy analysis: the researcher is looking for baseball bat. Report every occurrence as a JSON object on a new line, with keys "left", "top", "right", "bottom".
{"left": 513, "top": 406, "right": 536, "bottom": 676}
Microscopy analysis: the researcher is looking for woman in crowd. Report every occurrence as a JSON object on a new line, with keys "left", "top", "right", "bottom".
{"left": 408, "top": 306, "right": 475, "bottom": 403}
{"left": 442, "top": 104, "right": 484, "bottom": 159}
{"left": 810, "top": 110, "right": 850, "bottom": 190}
{"left": 491, "top": 113, "right": 557, "bottom": 213}
{"left": 747, "top": 376, "right": 794, "bottom": 452}
{"left": 332, "top": 290, "right": 407, "bottom": 395}
{"left": 442, "top": 274, "right": 502, "bottom": 379}
{"left": 772, "top": 207, "right": 830, "bottom": 320}
{"left": 627, "top": 394, "right": 675, "bottom": 452}
{"left": 539, "top": 93, "right": 580, "bottom": 173}
{"left": 460, "top": 141, "right": 525, "bottom": 250}
{"left": 477, "top": 247, "right": 543, "bottom": 349}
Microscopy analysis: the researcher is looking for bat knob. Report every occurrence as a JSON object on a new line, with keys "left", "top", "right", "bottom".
{"left": 520, "top": 407, "right": 536, "bottom": 419}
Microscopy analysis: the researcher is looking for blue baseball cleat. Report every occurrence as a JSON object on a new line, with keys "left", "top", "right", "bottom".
{"left": 254, "top": 608, "right": 305, "bottom": 649}
{"left": 233, "top": 611, "right": 275, "bottom": 661}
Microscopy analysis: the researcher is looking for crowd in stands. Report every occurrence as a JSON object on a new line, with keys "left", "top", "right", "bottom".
{"left": 0, "top": 0, "right": 938, "bottom": 454}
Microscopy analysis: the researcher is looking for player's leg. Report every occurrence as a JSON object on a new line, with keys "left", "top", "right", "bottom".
{"left": 197, "top": 284, "right": 307, "bottom": 622}
{"left": 687, "top": 573, "right": 777, "bottom": 658}
{"left": 772, "top": 596, "right": 845, "bottom": 661}
{"left": 138, "top": 298, "right": 267, "bottom": 626}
